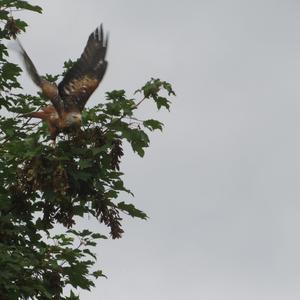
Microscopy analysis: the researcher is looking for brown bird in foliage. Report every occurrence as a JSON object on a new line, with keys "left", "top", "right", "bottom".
{"left": 18, "top": 24, "right": 108, "bottom": 142}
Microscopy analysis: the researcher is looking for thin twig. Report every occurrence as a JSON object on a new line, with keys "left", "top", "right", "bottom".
{"left": 134, "top": 96, "right": 146, "bottom": 108}
{"left": 103, "top": 96, "right": 147, "bottom": 134}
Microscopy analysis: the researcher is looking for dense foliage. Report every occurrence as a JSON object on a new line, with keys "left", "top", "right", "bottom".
{"left": 0, "top": 1, "right": 174, "bottom": 299}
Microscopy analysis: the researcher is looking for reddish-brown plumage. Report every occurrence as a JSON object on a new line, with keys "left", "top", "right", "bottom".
{"left": 29, "top": 106, "right": 60, "bottom": 140}
{"left": 41, "top": 82, "right": 59, "bottom": 102}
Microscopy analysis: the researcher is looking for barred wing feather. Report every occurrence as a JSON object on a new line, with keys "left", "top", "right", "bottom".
{"left": 58, "top": 24, "right": 108, "bottom": 112}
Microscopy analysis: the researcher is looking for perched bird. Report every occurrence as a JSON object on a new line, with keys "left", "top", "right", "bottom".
{"left": 18, "top": 24, "right": 108, "bottom": 142}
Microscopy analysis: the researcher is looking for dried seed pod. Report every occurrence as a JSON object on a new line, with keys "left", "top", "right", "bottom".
{"left": 5, "top": 17, "right": 21, "bottom": 39}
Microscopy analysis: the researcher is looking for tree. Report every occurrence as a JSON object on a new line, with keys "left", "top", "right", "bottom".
{"left": 0, "top": 2, "right": 175, "bottom": 299}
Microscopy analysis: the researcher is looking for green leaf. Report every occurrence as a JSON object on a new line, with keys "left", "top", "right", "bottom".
{"left": 80, "top": 229, "right": 93, "bottom": 237}
{"left": 118, "top": 202, "right": 148, "bottom": 219}
{"left": 91, "top": 233, "right": 108, "bottom": 239}
{"left": 83, "top": 249, "right": 97, "bottom": 259}
{"left": 79, "top": 159, "right": 93, "bottom": 169}
{"left": 69, "top": 170, "right": 92, "bottom": 181}
{"left": 92, "top": 270, "right": 107, "bottom": 279}
{"left": 162, "top": 81, "right": 176, "bottom": 96}
{"left": 14, "top": 19, "right": 28, "bottom": 32}
{"left": 14, "top": 1, "right": 42, "bottom": 13}
{"left": 106, "top": 90, "right": 126, "bottom": 101}
{"left": 143, "top": 119, "right": 164, "bottom": 131}
{"left": 154, "top": 96, "right": 171, "bottom": 111}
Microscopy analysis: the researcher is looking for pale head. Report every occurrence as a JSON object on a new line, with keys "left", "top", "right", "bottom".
{"left": 64, "top": 112, "right": 82, "bottom": 127}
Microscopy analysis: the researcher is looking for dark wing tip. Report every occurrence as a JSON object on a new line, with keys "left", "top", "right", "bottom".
{"left": 15, "top": 38, "right": 42, "bottom": 87}
{"left": 104, "top": 31, "right": 109, "bottom": 48}
{"left": 92, "top": 23, "right": 109, "bottom": 46}
{"left": 100, "top": 24, "right": 103, "bottom": 41}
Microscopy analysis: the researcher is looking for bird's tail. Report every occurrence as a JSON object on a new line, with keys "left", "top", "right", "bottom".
{"left": 16, "top": 38, "right": 42, "bottom": 87}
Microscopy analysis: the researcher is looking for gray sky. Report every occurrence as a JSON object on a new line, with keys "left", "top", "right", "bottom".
{"left": 14, "top": 0, "right": 300, "bottom": 299}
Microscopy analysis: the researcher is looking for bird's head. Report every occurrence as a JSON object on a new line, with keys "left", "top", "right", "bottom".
{"left": 65, "top": 112, "right": 82, "bottom": 127}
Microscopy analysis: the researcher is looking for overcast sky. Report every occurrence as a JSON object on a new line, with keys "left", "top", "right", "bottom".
{"left": 13, "top": 0, "right": 300, "bottom": 299}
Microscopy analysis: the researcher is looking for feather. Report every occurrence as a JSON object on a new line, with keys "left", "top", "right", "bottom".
{"left": 16, "top": 38, "right": 42, "bottom": 87}
{"left": 16, "top": 39, "right": 64, "bottom": 116}
{"left": 58, "top": 24, "right": 108, "bottom": 112}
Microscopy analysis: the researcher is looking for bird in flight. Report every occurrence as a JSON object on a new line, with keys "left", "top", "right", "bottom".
{"left": 18, "top": 24, "right": 108, "bottom": 142}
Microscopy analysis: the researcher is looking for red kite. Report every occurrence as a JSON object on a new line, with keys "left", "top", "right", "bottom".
{"left": 18, "top": 24, "right": 108, "bottom": 142}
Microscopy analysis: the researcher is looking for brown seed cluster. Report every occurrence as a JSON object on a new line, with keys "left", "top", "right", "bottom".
{"left": 8, "top": 127, "right": 126, "bottom": 238}
{"left": 5, "top": 17, "right": 21, "bottom": 39}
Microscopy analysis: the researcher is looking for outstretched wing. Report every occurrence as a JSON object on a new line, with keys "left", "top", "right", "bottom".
{"left": 16, "top": 39, "right": 42, "bottom": 86}
{"left": 16, "top": 39, "right": 63, "bottom": 116}
{"left": 58, "top": 24, "right": 108, "bottom": 112}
